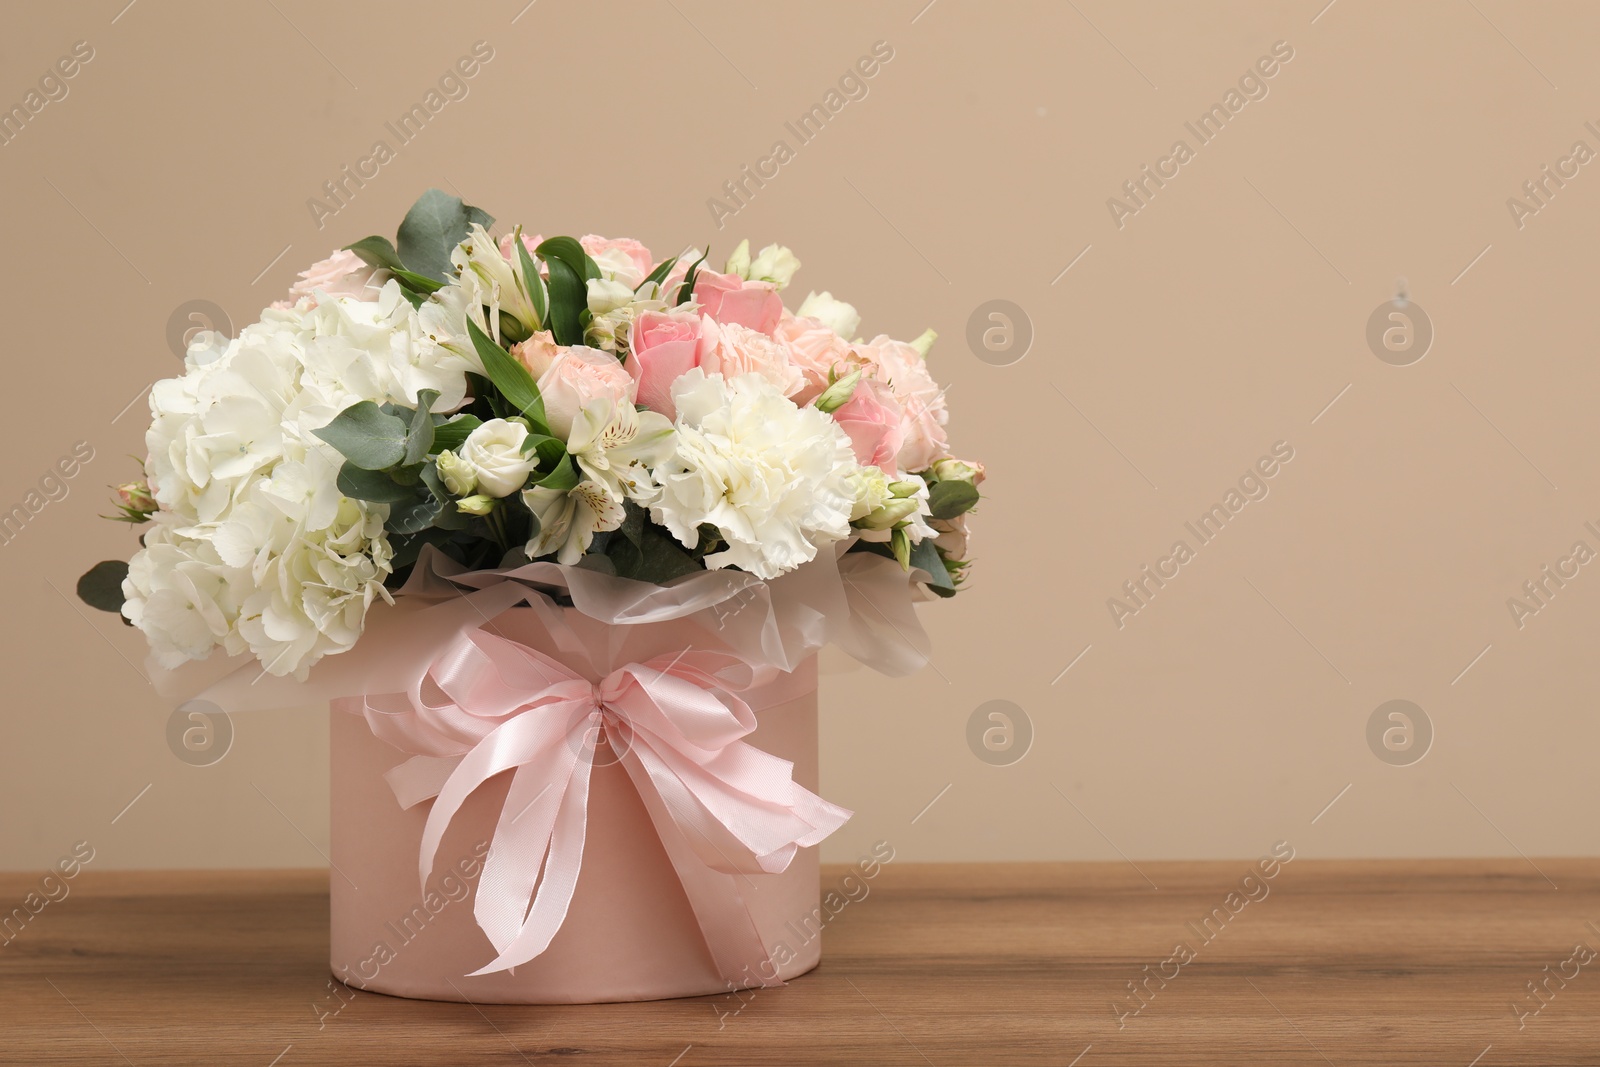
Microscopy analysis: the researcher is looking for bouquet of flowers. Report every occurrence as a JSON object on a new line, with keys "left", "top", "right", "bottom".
{"left": 80, "top": 190, "right": 981, "bottom": 679}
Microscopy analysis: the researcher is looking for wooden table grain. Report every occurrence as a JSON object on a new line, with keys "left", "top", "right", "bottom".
{"left": 1, "top": 860, "right": 1597, "bottom": 1065}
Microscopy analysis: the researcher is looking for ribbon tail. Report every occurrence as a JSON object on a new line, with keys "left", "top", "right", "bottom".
{"left": 467, "top": 733, "right": 598, "bottom": 976}
{"left": 473, "top": 744, "right": 580, "bottom": 955}
{"left": 618, "top": 749, "right": 781, "bottom": 988}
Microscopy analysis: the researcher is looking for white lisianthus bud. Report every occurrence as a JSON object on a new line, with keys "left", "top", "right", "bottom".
{"left": 748, "top": 244, "right": 800, "bottom": 288}
{"left": 586, "top": 277, "right": 635, "bottom": 316}
{"left": 796, "top": 290, "right": 860, "bottom": 339}
{"left": 456, "top": 494, "right": 496, "bottom": 516}
{"left": 909, "top": 327, "right": 938, "bottom": 357}
{"left": 460, "top": 418, "right": 539, "bottom": 497}
{"left": 436, "top": 450, "right": 477, "bottom": 496}
{"left": 856, "top": 496, "right": 922, "bottom": 530}
{"left": 847, "top": 465, "right": 893, "bottom": 522}
{"left": 931, "top": 457, "right": 986, "bottom": 485}
{"left": 724, "top": 239, "right": 752, "bottom": 279}
{"left": 888, "top": 480, "right": 924, "bottom": 498}
{"left": 813, "top": 369, "right": 862, "bottom": 413}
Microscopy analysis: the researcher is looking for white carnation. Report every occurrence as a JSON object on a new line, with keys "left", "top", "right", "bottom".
{"left": 651, "top": 370, "right": 857, "bottom": 580}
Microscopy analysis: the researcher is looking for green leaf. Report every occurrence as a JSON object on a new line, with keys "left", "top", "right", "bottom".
{"left": 389, "top": 526, "right": 455, "bottom": 570}
{"left": 928, "top": 479, "right": 980, "bottom": 521}
{"left": 638, "top": 255, "right": 679, "bottom": 293}
{"left": 536, "top": 437, "right": 566, "bottom": 470}
{"left": 908, "top": 538, "right": 955, "bottom": 592}
{"left": 617, "top": 501, "right": 647, "bottom": 548}
{"left": 344, "top": 235, "right": 405, "bottom": 273}
{"left": 77, "top": 560, "right": 129, "bottom": 613}
{"left": 387, "top": 494, "right": 444, "bottom": 535}
{"left": 542, "top": 255, "right": 586, "bottom": 346}
{"left": 608, "top": 521, "right": 702, "bottom": 583}
{"left": 431, "top": 413, "right": 483, "bottom": 453}
{"left": 515, "top": 237, "right": 546, "bottom": 328}
{"left": 466, "top": 319, "right": 549, "bottom": 433}
{"left": 535, "top": 456, "right": 580, "bottom": 492}
{"left": 395, "top": 188, "right": 494, "bottom": 283}
{"left": 391, "top": 268, "right": 445, "bottom": 294}
{"left": 337, "top": 463, "right": 418, "bottom": 504}
{"left": 675, "top": 250, "right": 708, "bottom": 306}
{"left": 314, "top": 402, "right": 409, "bottom": 470}
{"left": 534, "top": 236, "right": 589, "bottom": 280}
{"left": 418, "top": 464, "right": 471, "bottom": 530}
{"left": 403, "top": 390, "right": 440, "bottom": 466}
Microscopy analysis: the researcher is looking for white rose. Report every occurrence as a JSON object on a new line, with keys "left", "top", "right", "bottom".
{"left": 796, "top": 290, "right": 860, "bottom": 339}
{"left": 460, "top": 418, "right": 538, "bottom": 497}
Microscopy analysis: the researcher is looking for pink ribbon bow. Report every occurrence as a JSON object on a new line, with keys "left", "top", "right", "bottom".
{"left": 360, "top": 625, "right": 850, "bottom": 980}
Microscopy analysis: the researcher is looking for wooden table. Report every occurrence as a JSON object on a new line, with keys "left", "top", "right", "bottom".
{"left": 2, "top": 860, "right": 1597, "bottom": 1065}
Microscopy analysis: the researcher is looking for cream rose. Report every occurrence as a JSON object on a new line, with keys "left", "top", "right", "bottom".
{"left": 459, "top": 418, "right": 539, "bottom": 497}
{"left": 535, "top": 345, "right": 637, "bottom": 440}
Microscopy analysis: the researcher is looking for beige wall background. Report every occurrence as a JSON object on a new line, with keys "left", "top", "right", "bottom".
{"left": 3, "top": 0, "right": 1597, "bottom": 872}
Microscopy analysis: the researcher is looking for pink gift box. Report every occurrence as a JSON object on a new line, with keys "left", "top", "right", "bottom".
{"left": 329, "top": 644, "right": 826, "bottom": 1005}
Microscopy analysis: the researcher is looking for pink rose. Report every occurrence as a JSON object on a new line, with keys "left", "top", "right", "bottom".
{"left": 581, "top": 235, "right": 654, "bottom": 289}
{"left": 692, "top": 269, "right": 783, "bottom": 334}
{"left": 830, "top": 377, "right": 905, "bottom": 476}
{"left": 851, "top": 335, "right": 950, "bottom": 473}
{"left": 697, "top": 316, "right": 804, "bottom": 398}
{"left": 288, "top": 248, "right": 387, "bottom": 306}
{"left": 498, "top": 232, "right": 546, "bottom": 264}
{"left": 774, "top": 310, "right": 859, "bottom": 403}
{"left": 510, "top": 330, "right": 563, "bottom": 378}
{"left": 533, "top": 345, "right": 637, "bottom": 440}
{"left": 628, "top": 310, "right": 705, "bottom": 419}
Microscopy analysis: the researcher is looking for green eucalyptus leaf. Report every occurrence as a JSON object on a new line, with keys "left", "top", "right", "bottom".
{"left": 403, "top": 390, "right": 440, "bottom": 466}
{"left": 908, "top": 538, "right": 955, "bottom": 591}
{"left": 314, "top": 402, "right": 409, "bottom": 470}
{"left": 431, "top": 413, "right": 483, "bottom": 453}
{"left": 344, "top": 235, "right": 405, "bottom": 272}
{"left": 395, "top": 188, "right": 494, "bottom": 283}
{"left": 928, "top": 479, "right": 980, "bottom": 521}
{"left": 337, "top": 463, "right": 418, "bottom": 504}
{"left": 77, "top": 560, "right": 129, "bottom": 613}
{"left": 387, "top": 494, "right": 445, "bottom": 535}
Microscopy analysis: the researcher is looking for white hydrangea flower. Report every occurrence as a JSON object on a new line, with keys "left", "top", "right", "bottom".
{"left": 124, "top": 288, "right": 451, "bottom": 678}
{"left": 651, "top": 370, "right": 857, "bottom": 580}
